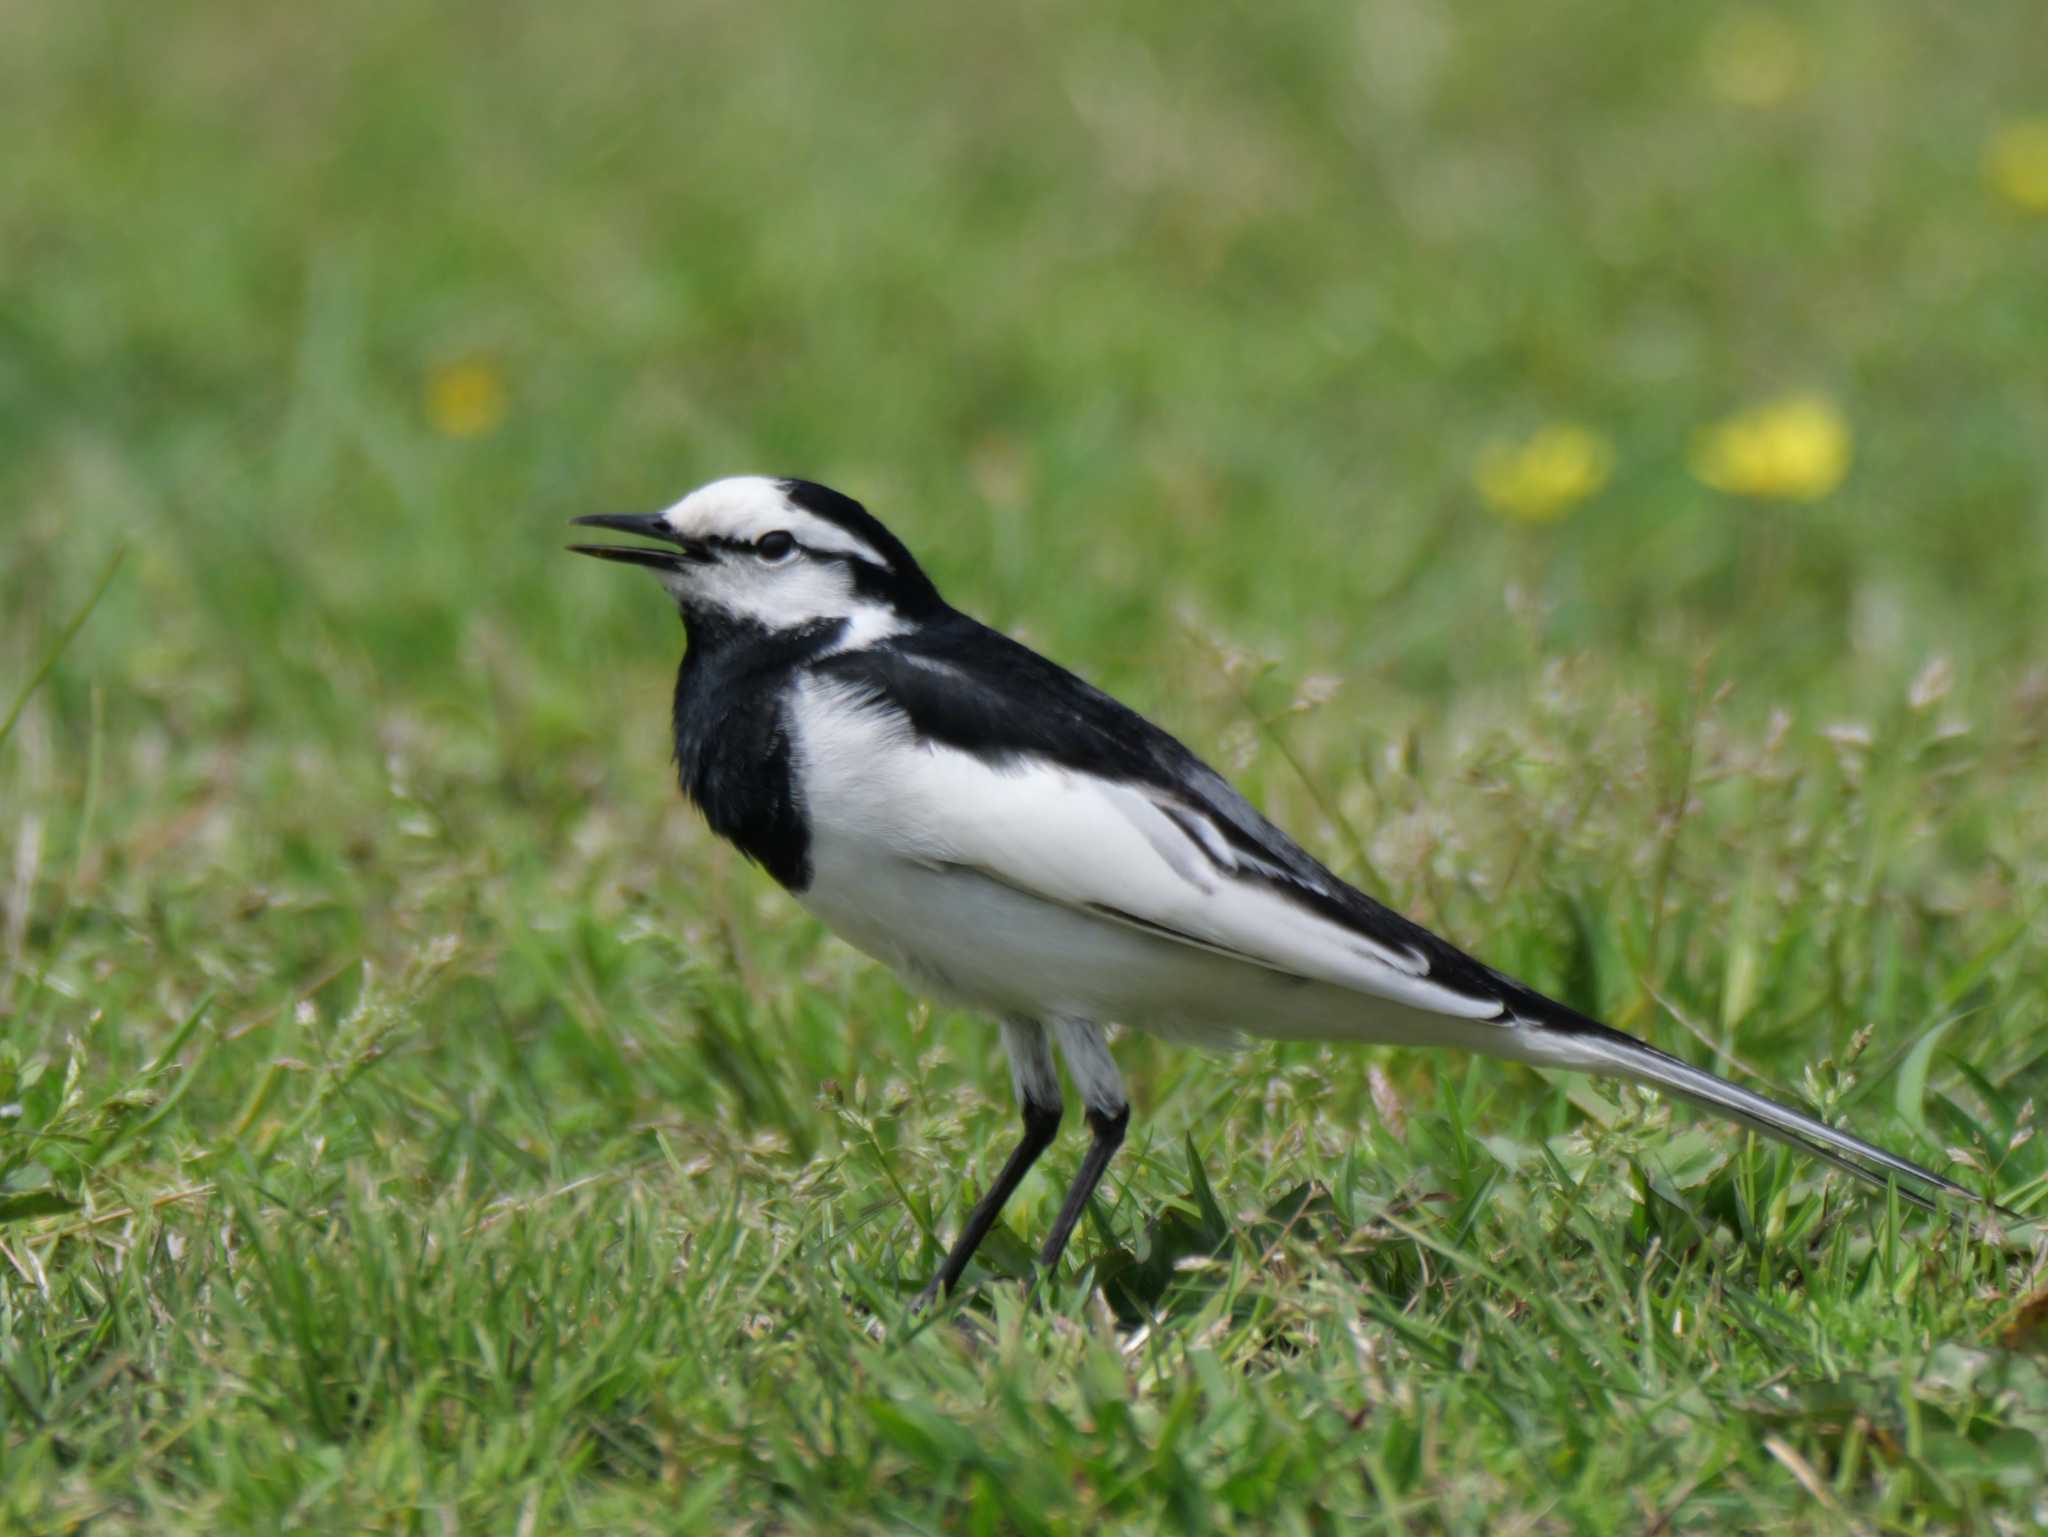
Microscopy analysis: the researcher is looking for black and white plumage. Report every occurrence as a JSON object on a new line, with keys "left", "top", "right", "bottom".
{"left": 572, "top": 475, "right": 1980, "bottom": 1302}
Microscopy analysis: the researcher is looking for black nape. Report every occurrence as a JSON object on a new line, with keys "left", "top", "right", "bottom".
{"left": 780, "top": 479, "right": 945, "bottom": 616}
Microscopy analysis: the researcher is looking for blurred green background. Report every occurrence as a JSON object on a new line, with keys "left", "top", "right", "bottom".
{"left": 5, "top": 2, "right": 2048, "bottom": 1531}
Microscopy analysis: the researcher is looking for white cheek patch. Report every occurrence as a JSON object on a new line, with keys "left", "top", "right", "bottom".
{"left": 670, "top": 554, "right": 908, "bottom": 647}
{"left": 670, "top": 556, "right": 850, "bottom": 625}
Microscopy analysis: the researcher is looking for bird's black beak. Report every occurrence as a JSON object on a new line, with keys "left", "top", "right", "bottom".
{"left": 567, "top": 513, "right": 713, "bottom": 570}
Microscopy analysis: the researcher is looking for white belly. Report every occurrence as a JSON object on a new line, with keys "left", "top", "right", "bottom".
{"left": 798, "top": 828, "right": 1489, "bottom": 1052}
{"left": 796, "top": 831, "right": 1234, "bottom": 1040}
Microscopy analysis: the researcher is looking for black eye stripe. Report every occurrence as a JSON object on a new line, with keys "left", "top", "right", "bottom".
{"left": 696, "top": 533, "right": 805, "bottom": 560}
{"left": 694, "top": 532, "right": 892, "bottom": 573}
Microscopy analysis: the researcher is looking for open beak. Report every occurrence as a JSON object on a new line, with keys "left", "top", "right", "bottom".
{"left": 567, "top": 512, "right": 712, "bottom": 570}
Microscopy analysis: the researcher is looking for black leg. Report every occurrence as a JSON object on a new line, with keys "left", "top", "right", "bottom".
{"left": 916, "top": 1099, "right": 1062, "bottom": 1307}
{"left": 1038, "top": 1104, "right": 1129, "bottom": 1274}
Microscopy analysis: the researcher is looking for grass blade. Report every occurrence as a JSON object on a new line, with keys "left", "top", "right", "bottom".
{"left": 0, "top": 545, "right": 127, "bottom": 755}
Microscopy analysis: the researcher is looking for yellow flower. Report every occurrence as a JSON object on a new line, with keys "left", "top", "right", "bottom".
{"left": 424, "top": 360, "right": 509, "bottom": 439}
{"left": 1701, "top": 9, "right": 1807, "bottom": 109}
{"left": 1690, "top": 394, "right": 1851, "bottom": 502}
{"left": 1986, "top": 118, "right": 2048, "bottom": 214}
{"left": 1474, "top": 424, "right": 1615, "bottom": 525}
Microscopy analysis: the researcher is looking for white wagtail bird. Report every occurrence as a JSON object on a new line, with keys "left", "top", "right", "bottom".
{"left": 572, "top": 475, "right": 1985, "bottom": 1304}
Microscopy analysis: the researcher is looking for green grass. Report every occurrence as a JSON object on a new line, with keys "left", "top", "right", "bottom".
{"left": 6, "top": 1, "right": 2048, "bottom": 1530}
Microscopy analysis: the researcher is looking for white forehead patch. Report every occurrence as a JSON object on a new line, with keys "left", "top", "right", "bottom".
{"left": 660, "top": 476, "right": 888, "bottom": 566}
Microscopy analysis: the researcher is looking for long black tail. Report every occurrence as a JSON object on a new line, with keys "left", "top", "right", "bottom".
{"left": 1515, "top": 1009, "right": 1992, "bottom": 1214}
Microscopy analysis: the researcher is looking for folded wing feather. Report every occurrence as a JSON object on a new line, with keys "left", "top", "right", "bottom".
{"left": 826, "top": 695, "right": 1507, "bottom": 1021}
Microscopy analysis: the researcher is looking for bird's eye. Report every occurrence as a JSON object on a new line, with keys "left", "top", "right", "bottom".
{"left": 755, "top": 531, "right": 797, "bottom": 563}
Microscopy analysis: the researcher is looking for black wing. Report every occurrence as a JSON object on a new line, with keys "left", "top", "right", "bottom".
{"left": 811, "top": 613, "right": 1577, "bottom": 1027}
